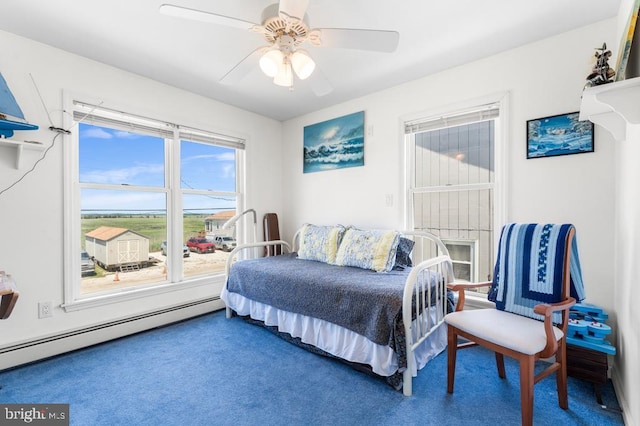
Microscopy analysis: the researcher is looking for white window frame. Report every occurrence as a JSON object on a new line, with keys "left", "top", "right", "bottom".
{"left": 442, "top": 238, "right": 478, "bottom": 283}
{"left": 61, "top": 93, "right": 246, "bottom": 312}
{"left": 402, "top": 92, "right": 508, "bottom": 302}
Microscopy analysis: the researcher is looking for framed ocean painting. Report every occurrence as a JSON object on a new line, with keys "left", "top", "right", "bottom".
{"left": 303, "top": 111, "right": 364, "bottom": 173}
{"left": 526, "top": 112, "right": 594, "bottom": 159}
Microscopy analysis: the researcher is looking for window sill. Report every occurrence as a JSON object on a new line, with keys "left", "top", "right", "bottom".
{"left": 62, "top": 274, "right": 225, "bottom": 312}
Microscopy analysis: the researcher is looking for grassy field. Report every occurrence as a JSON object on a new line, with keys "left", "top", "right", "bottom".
{"left": 81, "top": 215, "right": 208, "bottom": 252}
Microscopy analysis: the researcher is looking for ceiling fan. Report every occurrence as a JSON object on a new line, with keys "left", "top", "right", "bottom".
{"left": 159, "top": 0, "right": 400, "bottom": 95}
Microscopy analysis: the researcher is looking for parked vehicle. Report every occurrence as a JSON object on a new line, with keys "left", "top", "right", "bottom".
{"left": 211, "top": 235, "right": 237, "bottom": 252}
{"left": 160, "top": 241, "right": 190, "bottom": 257}
{"left": 81, "top": 250, "right": 95, "bottom": 276}
{"left": 186, "top": 237, "right": 215, "bottom": 254}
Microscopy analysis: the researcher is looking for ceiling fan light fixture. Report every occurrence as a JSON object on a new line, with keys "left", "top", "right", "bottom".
{"left": 273, "top": 61, "right": 293, "bottom": 88}
{"left": 161, "top": 2, "right": 400, "bottom": 96}
{"left": 259, "top": 49, "right": 283, "bottom": 78}
{"left": 290, "top": 50, "right": 315, "bottom": 80}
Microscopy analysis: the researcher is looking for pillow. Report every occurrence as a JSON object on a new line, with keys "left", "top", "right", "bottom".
{"left": 393, "top": 237, "right": 415, "bottom": 270}
{"left": 297, "top": 224, "right": 346, "bottom": 264}
{"left": 335, "top": 228, "right": 400, "bottom": 272}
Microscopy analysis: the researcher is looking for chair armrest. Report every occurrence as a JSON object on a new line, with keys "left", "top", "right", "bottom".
{"left": 533, "top": 297, "right": 576, "bottom": 317}
{"left": 0, "top": 290, "right": 19, "bottom": 320}
{"left": 447, "top": 281, "right": 492, "bottom": 292}
{"left": 447, "top": 281, "right": 492, "bottom": 311}
{"left": 534, "top": 297, "right": 577, "bottom": 358}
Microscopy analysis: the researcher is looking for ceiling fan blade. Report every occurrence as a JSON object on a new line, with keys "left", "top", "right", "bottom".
{"left": 309, "top": 67, "right": 333, "bottom": 97}
{"left": 278, "top": 0, "right": 310, "bottom": 22}
{"left": 309, "top": 28, "right": 399, "bottom": 53}
{"left": 219, "top": 47, "right": 270, "bottom": 85}
{"left": 159, "top": 4, "right": 258, "bottom": 30}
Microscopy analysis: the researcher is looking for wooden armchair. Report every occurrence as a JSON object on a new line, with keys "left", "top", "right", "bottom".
{"left": 444, "top": 223, "right": 583, "bottom": 426}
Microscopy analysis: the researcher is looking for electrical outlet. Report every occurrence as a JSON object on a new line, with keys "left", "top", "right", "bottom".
{"left": 385, "top": 194, "right": 394, "bottom": 207}
{"left": 38, "top": 301, "right": 53, "bottom": 319}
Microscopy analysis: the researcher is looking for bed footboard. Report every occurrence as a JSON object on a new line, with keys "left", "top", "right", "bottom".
{"left": 400, "top": 231, "right": 454, "bottom": 396}
{"left": 223, "top": 229, "right": 452, "bottom": 396}
{"left": 224, "top": 240, "right": 292, "bottom": 318}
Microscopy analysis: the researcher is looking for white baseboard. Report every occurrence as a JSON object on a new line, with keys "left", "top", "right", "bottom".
{"left": 611, "top": 367, "right": 634, "bottom": 426}
{"left": 0, "top": 297, "right": 225, "bottom": 371}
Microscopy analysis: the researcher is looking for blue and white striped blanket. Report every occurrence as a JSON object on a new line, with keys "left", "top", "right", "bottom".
{"left": 488, "top": 223, "right": 585, "bottom": 322}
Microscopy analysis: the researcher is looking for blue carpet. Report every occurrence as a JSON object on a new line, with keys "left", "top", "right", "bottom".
{"left": 0, "top": 310, "right": 624, "bottom": 425}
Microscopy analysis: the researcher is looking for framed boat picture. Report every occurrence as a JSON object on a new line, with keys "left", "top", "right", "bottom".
{"left": 526, "top": 112, "right": 594, "bottom": 159}
{"left": 0, "top": 71, "right": 38, "bottom": 138}
{"left": 303, "top": 111, "right": 364, "bottom": 173}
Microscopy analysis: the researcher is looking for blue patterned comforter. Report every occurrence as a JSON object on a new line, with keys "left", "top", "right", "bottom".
{"left": 226, "top": 253, "right": 426, "bottom": 351}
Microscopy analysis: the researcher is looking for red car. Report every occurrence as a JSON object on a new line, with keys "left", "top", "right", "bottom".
{"left": 186, "top": 237, "right": 215, "bottom": 254}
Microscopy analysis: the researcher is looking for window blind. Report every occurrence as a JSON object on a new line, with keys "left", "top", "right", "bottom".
{"left": 404, "top": 103, "right": 500, "bottom": 134}
{"left": 73, "top": 101, "right": 175, "bottom": 139}
{"left": 179, "top": 126, "right": 244, "bottom": 150}
{"left": 73, "top": 101, "right": 245, "bottom": 149}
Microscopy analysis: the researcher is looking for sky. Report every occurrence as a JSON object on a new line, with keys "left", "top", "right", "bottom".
{"left": 79, "top": 123, "right": 236, "bottom": 214}
{"left": 303, "top": 111, "right": 364, "bottom": 150}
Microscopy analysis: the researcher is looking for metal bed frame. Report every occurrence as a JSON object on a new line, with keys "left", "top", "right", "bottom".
{"left": 224, "top": 229, "right": 454, "bottom": 396}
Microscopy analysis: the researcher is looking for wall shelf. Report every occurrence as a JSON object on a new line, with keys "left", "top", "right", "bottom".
{"left": 0, "top": 138, "right": 45, "bottom": 169}
{"left": 579, "top": 77, "right": 640, "bottom": 142}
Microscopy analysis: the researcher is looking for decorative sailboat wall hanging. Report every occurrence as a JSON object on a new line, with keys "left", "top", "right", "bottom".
{"left": 0, "top": 71, "right": 38, "bottom": 138}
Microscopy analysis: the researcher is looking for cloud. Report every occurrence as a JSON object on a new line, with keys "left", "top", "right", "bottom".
{"left": 114, "top": 130, "right": 140, "bottom": 139}
{"left": 221, "top": 164, "right": 235, "bottom": 179}
{"left": 216, "top": 152, "right": 235, "bottom": 161}
{"left": 80, "top": 127, "right": 147, "bottom": 141}
{"left": 182, "top": 152, "right": 235, "bottom": 163}
{"left": 82, "top": 190, "right": 165, "bottom": 211}
{"left": 82, "top": 127, "right": 112, "bottom": 139}
{"left": 81, "top": 163, "right": 164, "bottom": 185}
{"left": 322, "top": 126, "right": 339, "bottom": 141}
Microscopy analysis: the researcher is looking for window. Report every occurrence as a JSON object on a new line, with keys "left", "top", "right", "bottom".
{"left": 64, "top": 100, "right": 244, "bottom": 309}
{"left": 442, "top": 239, "right": 477, "bottom": 282}
{"left": 405, "top": 99, "right": 505, "bottom": 294}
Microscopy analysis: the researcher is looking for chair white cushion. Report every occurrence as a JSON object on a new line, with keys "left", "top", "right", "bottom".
{"left": 444, "top": 309, "right": 564, "bottom": 355}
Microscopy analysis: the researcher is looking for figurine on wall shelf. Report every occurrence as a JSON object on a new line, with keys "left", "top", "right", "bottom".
{"left": 584, "top": 42, "right": 616, "bottom": 88}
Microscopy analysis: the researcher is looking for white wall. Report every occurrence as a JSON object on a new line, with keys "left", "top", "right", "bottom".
{"left": 1, "top": 11, "right": 635, "bottom": 424}
{"left": 282, "top": 19, "right": 617, "bottom": 315}
{"left": 282, "top": 16, "right": 631, "bottom": 413}
{"left": 612, "top": 2, "right": 640, "bottom": 425}
{"left": 614, "top": 124, "right": 639, "bottom": 426}
{"left": 0, "top": 30, "right": 282, "bottom": 347}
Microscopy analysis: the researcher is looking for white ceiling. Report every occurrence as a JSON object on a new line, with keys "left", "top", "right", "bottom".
{"left": 0, "top": 0, "right": 620, "bottom": 121}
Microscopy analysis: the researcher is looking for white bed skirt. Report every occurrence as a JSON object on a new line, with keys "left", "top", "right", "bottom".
{"left": 221, "top": 287, "right": 447, "bottom": 377}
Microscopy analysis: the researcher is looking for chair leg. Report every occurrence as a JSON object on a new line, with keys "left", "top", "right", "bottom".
{"left": 447, "top": 326, "right": 457, "bottom": 394}
{"left": 556, "top": 340, "right": 569, "bottom": 409}
{"left": 495, "top": 352, "right": 506, "bottom": 379}
{"left": 519, "top": 356, "right": 535, "bottom": 426}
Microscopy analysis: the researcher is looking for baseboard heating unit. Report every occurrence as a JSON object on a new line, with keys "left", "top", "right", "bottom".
{"left": 0, "top": 297, "right": 222, "bottom": 371}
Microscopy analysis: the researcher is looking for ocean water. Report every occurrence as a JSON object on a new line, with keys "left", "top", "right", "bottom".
{"left": 528, "top": 133, "right": 593, "bottom": 158}
{"left": 304, "top": 136, "right": 364, "bottom": 173}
